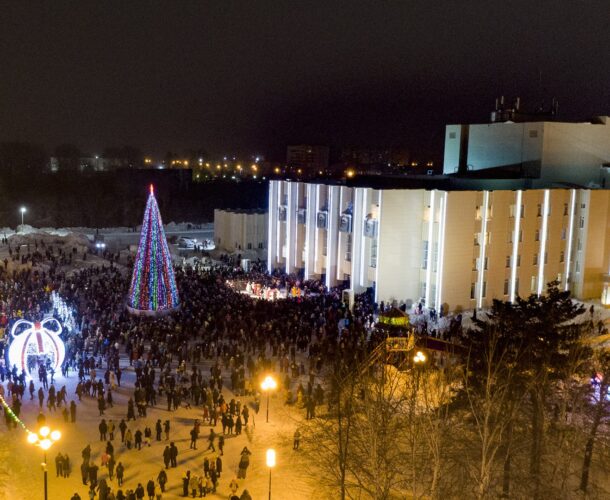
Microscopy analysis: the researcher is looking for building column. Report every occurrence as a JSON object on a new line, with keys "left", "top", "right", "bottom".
{"left": 267, "top": 181, "right": 279, "bottom": 272}
{"left": 285, "top": 182, "right": 298, "bottom": 274}
{"left": 350, "top": 187, "right": 366, "bottom": 294}
{"left": 304, "top": 183, "right": 316, "bottom": 280}
{"left": 325, "top": 185, "right": 340, "bottom": 288}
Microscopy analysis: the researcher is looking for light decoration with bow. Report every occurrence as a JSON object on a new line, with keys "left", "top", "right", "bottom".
{"left": 7, "top": 318, "right": 65, "bottom": 377}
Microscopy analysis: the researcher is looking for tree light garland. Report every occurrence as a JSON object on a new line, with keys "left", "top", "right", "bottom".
{"left": 127, "top": 185, "right": 180, "bottom": 314}
{"left": 0, "top": 393, "right": 28, "bottom": 431}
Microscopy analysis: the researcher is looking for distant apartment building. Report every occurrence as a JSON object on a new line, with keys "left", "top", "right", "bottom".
{"left": 341, "top": 146, "right": 410, "bottom": 166}
{"left": 267, "top": 179, "right": 610, "bottom": 311}
{"left": 214, "top": 208, "right": 267, "bottom": 255}
{"left": 286, "top": 145, "right": 329, "bottom": 173}
{"left": 443, "top": 111, "right": 610, "bottom": 188}
{"left": 48, "top": 156, "right": 132, "bottom": 172}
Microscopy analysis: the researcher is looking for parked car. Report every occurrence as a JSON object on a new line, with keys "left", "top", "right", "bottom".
{"left": 177, "top": 237, "right": 197, "bottom": 249}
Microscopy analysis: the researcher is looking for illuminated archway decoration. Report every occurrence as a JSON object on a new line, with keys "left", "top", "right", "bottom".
{"left": 7, "top": 318, "right": 65, "bottom": 376}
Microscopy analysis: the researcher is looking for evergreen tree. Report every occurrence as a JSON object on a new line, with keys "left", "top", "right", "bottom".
{"left": 128, "top": 185, "right": 179, "bottom": 313}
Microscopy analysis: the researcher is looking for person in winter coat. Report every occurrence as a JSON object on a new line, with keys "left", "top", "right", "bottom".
{"left": 197, "top": 475, "right": 205, "bottom": 497}
{"left": 116, "top": 462, "right": 125, "bottom": 486}
{"left": 293, "top": 428, "right": 301, "bottom": 450}
{"left": 88, "top": 463, "right": 99, "bottom": 487}
{"left": 64, "top": 454, "right": 71, "bottom": 477}
{"left": 98, "top": 419, "right": 108, "bottom": 440}
{"left": 157, "top": 469, "right": 167, "bottom": 492}
{"left": 229, "top": 477, "right": 239, "bottom": 496}
{"left": 215, "top": 455, "right": 222, "bottom": 478}
{"left": 125, "top": 429, "right": 133, "bottom": 449}
{"left": 163, "top": 446, "right": 171, "bottom": 469}
{"left": 70, "top": 400, "right": 77, "bottom": 423}
{"left": 135, "top": 483, "right": 145, "bottom": 500}
{"left": 135, "top": 429, "right": 143, "bottom": 450}
{"left": 108, "top": 455, "right": 116, "bottom": 480}
{"left": 146, "top": 479, "right": 155, "bottom": 500}
{"left": 240, "top": 490, "right": 252, "bottom": 500}
{"left": 182, "top": 471, "right": 191, "bottom": 497}
{"left": 80, "top": 461, "right": 89, "bottom": 485}
{"left": 189, "top": 473, "right": 198, "bottom": 498}
{"left": 237, "top": 448, "right": 250, "bottom": 479}
{"left": 170, "top": 442, "right": 178, "bottom": 467}
{"left": 127, "top": 399, "right": 136, "bottom": 421}
{"left": 119, "top": 419, "right": 127, "bottom": 442}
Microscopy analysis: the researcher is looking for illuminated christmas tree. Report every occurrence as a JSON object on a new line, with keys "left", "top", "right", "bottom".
{"left": 127, "top": 185, "right": 180, "bottom": 315}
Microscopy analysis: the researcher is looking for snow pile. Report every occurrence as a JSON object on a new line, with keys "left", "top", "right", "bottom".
{"left": 6, "top": 229, "right": 92, "bottom": 252}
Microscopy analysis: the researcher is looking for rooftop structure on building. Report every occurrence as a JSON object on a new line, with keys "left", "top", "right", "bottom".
{"left": 443, "top": 98, "right": 610, "bottom": 189}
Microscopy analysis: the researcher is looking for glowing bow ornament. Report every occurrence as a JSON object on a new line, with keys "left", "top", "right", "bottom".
{"left": 7, "top": 318, "right": 65, "bottom": 376}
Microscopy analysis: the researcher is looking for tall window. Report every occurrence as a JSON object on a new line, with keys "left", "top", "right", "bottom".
{"left": 422, "top": 240, "right": 429, "bottom": 269}
{"left": 345, "top": 234, "right": 352, "bottom": 262}
{"left": 370, "top": 239, "right": 377, "bottom": 268}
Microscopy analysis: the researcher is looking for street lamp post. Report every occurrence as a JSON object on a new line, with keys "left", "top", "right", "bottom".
{"left": 413, "top": 350, "right": 426, "bottom": 365}
{"left": 261, "top": 375, "right": 278, "bottom": 423}
{"left": 19, "top": 206, "right": 26, "bottom": 227}
{"left": 28, "top": 426, "right": 61, "bottom": 500}
{"left": 266, "top": 448, "right": 276, "bottom": 500}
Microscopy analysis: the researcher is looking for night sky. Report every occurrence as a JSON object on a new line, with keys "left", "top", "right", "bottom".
{"left": 1, "top": 1, "right": 608, "bottom": 160}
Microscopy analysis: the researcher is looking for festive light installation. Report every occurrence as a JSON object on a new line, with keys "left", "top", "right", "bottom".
{"left": 51, "top": 291, "right": 77, "bottom": 333}
{"left": 7, "top": 318, "right": 65, "bottom": 377}
{"left": 127, "top": 185, "right": 180, "bottom": 315}
{"left": 0, "top": 392, "right": 28, "bottom": 430}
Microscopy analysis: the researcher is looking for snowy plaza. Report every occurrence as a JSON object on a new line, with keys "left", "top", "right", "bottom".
{"left": 0, "top": 188, "right": 317, "bottom": 500}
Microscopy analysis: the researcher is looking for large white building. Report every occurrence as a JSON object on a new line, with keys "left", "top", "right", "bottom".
{"left": 267, "top": 179, "right": 610, "bottom": 312}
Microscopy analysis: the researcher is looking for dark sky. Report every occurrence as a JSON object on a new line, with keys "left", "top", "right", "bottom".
{"left": 1, "top": 1, "right": 608, "bottom": 161}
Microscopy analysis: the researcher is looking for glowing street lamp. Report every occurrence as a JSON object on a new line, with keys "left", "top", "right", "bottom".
{"left": 266, "top": 448, "right": 276, "bottom": 500}
{"left": 19, "top": 206, "right": 27, "bottom": 227}
{"left": 261, "top": 375, "right": 278, "bottom": 423}
{"left": 28, "top": 426, "right": 61, "bottom": 500}
{"left": 413, "top": 350, "right": 427, "bottom": 364}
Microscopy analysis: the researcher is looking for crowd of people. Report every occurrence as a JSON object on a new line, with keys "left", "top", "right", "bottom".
{"left": 0, "top": 237, "right": 385, "bottom": 499}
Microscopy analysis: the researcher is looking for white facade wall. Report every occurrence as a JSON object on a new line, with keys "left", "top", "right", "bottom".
{"left": 214, "top": 209, "right": 267, "bottom": 254}
{"left": 268, "top": 180, "right": 610, "bottom": 311}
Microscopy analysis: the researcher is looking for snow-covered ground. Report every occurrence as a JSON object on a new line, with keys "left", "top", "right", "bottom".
{"left": 0, "top": 228, "right": 317, "bottom": 500}
{"left": 0, "top": 350, "right": 316, "bottom": 500}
